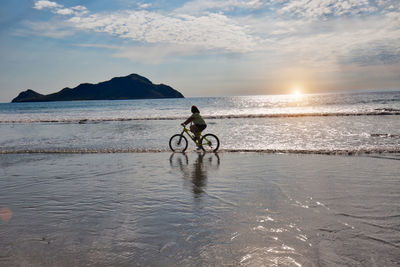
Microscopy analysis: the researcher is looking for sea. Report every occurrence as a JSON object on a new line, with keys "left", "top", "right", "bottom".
{"left": 1, "top": 90, "right": 400, "bottom": 266}
{"left": 0, "top": 90, "right": 399, "bottom": 154}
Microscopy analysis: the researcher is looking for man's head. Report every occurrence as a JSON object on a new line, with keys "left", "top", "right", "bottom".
{"left": 191, "top": 105, "right": 200, "bottom": 113}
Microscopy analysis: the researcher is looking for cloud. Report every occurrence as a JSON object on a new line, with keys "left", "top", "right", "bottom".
{"left": 339, "top": 41, "right": 400, "bottom": 66}
{"left": 33, "top": 0, "right": 88, "bottom": 16}
{"left": 33, "top": 0, "right": 61, "bottom": 10}
{"left": 274, "top": 0, "right": 400, "bottom": 19}
{"left": 375, "top": 0, "right": 400, "bottom": 10}
{"left": 32, "top": 1, "right": 257, "bottom": 53}
{"left": 227, "top": 15, "right": 400, "bottom": 77}
{"left": 70, "top": 12, "right": 256, "bottom": 52}
{"left": 77, "top": 43, "right": 210, "bottom": 64}
{"left": 277, "top": 0, "right": 374, "bottom": 19}
{"left": 56, "top": 8, "right": 75, "bottom": 15}
{"left": 30, "top": 0, "right": 400, "bottom": 69}
{"left": 138, "top": 3, "right": 152, "bottom": 9}
{"left": 16, "top": 20, "right": 75, "bottom": 38}
{"left": 175, "top": 0, "right": 266, "bottom": 14}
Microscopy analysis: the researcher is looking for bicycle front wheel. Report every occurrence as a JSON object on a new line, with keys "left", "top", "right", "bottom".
{"left": 169, "top": 134, "right": 188, "bottom": 152}
{"left": 200, "top": 134, "right": 220, "bottom": 152}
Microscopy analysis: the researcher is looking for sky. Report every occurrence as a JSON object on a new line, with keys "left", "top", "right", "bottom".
{"left": 0, "top": 0, "right": 399, "bottom": 102}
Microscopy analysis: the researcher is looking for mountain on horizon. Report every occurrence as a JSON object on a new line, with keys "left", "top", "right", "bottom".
{"left": 11, "top": 74, "right": 184, "bottom": 102}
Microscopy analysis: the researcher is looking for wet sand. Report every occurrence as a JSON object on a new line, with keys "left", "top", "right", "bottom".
{"left": 0, "top": 152, "right": 399, "bottom": 266}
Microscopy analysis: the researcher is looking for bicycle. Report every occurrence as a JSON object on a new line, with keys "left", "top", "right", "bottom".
{"left": 169, "top": 124, "right": 220, "bottom": 153}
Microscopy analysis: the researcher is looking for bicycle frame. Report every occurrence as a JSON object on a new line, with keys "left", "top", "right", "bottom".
{"left": 180, "top": 125, "right": 201, "bottom": 145}
{"left": 180, "top": 124, "right": 215, "bottom": 147}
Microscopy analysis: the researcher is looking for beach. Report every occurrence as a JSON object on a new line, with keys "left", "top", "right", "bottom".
{"left": 1, "top": 152, "right": 399, "bottom": 266}
{"left": 2, "top": 0, "right": 400, "bottom": 265}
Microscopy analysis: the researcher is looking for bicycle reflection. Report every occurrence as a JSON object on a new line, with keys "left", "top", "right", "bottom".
{"left": 170, "top": 152, "right": 220, "bottom": 198}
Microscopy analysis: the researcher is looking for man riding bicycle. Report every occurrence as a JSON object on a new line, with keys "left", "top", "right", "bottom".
{"left": 181, "top": 105, "right": 207, "bottom": 143}
{"left": 170, "top": 105, "right": 218, "bottom": 152}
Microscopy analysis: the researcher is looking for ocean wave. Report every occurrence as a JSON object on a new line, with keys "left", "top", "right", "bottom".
{"left": 1, "top": 148, "right": 399, "bottom": 155}
{"left": 1, "top": 110, "right": 399, "bottom": 123}
{"left": 370, "top": 133, "right": 400, "bottom": 138}
{"left": 374, "top": 108, "right": 400, "bottom": 112}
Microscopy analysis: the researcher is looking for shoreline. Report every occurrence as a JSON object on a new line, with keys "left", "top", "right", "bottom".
{"left": 1, "top": 149, "right": 400, "bottom": 156}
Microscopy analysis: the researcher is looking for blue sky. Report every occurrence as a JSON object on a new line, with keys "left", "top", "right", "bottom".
{"left": 0, "top": 0, "right": 399, "bottom": 102}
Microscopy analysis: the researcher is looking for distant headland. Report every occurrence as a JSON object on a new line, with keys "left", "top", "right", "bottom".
{"left": 11, "top": 74, "right": 184, "bottom": 102}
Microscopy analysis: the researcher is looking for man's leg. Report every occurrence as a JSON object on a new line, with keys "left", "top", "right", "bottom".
{"left": 190, "top": 125, "right": 201, "bottom": 147}
{"left": 190, "top": 125, "right": 199, "bottom": 138}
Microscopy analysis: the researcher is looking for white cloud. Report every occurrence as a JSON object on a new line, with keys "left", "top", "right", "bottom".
{"left": 236, "top": 5, "right": 400, "bottom": 70}
{"left": 138, "top": 3, "right": 152, "bottom": 9}
{"left": 56, "top": 8, "right": 74, "bottom": 15}
{"left": 274, "top": 0, "right": 400, "bottom": 19}
{"left": 176, "top": 0, "right": 266, "bottom": 14}
{"left": 72, "top": 6, "right": 88, "bottom": 12}
{"left": 278, "top": 0, "right": 373, "bottom": 19}
{"left": 34, "top": 0, "right": 61, "bottom": 10}
{"left": 376, "top": 0, "right": 400, "bottom": 10}
{"left": 30, "top": 0, "right": 400, "bottom": 69}
{"left": 32, "top": 0, "right": 257, "bottom": 53}
{"left": 33, "top": 0, "right": 88, "bottom": 16}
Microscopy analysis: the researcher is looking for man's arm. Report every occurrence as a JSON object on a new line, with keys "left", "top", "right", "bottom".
{"left": 182, "top": 116, "right": 193, "bottom": 126}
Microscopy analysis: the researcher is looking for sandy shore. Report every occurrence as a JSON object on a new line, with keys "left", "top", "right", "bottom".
{"left": 0, "top": 152, "right": 399, "bottom": 266}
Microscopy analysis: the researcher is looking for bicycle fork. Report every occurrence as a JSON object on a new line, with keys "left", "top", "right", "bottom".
{"left": 178, "top": 130, "right": 185, "bottom": 145}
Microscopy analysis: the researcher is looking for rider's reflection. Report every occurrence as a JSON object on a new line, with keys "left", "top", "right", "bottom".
{"left": 191, "top": 154, "right": 207, "bottom": 197}
{"left": 170, "top": 152, "right": 220, "bottom": 198}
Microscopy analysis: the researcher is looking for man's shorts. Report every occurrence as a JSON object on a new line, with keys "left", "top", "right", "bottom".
{"left": 195, "top": 124, "right": 207, "bottom": 132}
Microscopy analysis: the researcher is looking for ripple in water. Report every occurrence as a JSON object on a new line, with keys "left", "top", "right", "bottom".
{"left": 0, "top": 152, "right": 399, "bottom": 266}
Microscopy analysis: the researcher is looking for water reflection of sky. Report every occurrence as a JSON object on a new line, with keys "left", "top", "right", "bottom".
{"left": 1, "top": 153, "right": 398, "bottom": 265}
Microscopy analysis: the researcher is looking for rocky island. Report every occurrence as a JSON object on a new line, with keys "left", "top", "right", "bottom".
{"left": 12, "top": 74, "right": 184, "bottom": 102}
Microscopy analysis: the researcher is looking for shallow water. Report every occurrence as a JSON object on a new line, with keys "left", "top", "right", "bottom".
{"left": 1, "top": 152, "right": 399, "bottom": 266}
{"left": 0, "top": 115, "right": 399, "bottom": 154}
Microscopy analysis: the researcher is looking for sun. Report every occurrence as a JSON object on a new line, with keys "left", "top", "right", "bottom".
{"left": 293, "top": 89, "right": 302, "bottom": 96}
{"left": 291, "top": 86, "right": 303, "bottom": 96}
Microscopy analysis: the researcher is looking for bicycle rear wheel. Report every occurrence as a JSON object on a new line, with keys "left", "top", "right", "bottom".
{"left": 169, "top": 134, "right": 188, "bottom": 152}
{"left": 200, "top": 134, "right": 220, "bottom": 152}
